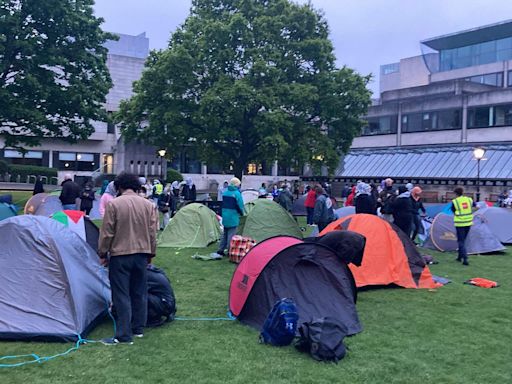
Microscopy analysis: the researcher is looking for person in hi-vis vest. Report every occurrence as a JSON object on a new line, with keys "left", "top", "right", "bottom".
{"left": 450, "top": 187, "right": 477, "bottom": 265}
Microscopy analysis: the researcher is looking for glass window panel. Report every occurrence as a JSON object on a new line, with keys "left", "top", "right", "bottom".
{"left": 77, "top": 153, "right": 94, "bottom": 162}
{"left": 496, "top": 37, "right": 512, "bottom": 50}
{"left": 4, "top": 150, "right": 23, "bottom": 158}
{"left": 468, "top": 107, "right": 491, "bottom": 128}
{"left": 59, "top": 152, "right": 76, "bottom": 161}
{"left": 24, "top": 151, "right": 43, "bottom": 159}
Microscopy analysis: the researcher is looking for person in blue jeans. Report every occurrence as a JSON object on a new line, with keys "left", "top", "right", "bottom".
{"left": 217, "top": 177, "right": 245, "bottom": 257}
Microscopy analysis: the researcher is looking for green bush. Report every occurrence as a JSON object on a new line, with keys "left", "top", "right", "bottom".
{"left": 167, "top": 168, "right": 183, "bottom": 183}
{"left": 8, "top": 164, "right": 58, "bottom": 184}
{"left": 0, "top": 160, "right": 8, "bottom": 174}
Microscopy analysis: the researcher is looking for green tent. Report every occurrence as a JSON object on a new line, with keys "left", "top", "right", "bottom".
{"left": 158, "top": 203, "right": 221, "bottom": 248}
{"left": 238, "top": 199, "right": 303, "bottom": 243}
{"left": 0, "top": 203, "right": 17, "bottom": 222}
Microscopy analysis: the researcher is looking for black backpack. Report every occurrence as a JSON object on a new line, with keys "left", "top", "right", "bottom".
{"left": 295, "top": 317, "right": 348, "bottom": 363}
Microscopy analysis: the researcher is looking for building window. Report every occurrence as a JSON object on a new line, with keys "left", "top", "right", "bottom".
{"left": 77, "top": 153, "right": 95, "bottom": 171}
{"left": 3, "top": 150, "right": 44, "bottom": 166}
{"left": 507, "top": 71, "right": 512, "bottom": 87}
{"left": 361, "top": 115, "right": 398, "bottom": 136}
{"left": 381, "top": 62, "right": 400, "bottom": 75}
{"left": 465, "top": 72, "right": 503, "bottom": 87}
{"left": 58, "top": 152, "right": 76, "bottom": 170}
{"left": 439, "top": 37, "right": 512, "bottom": 72}
{"left": 468, "top": 104, "right": 512, "bottom": 128}
{"left": 402, "top": 109, "right": 461, "bottom": 133}
{"left": 107, "top": 122, "right": 116, "bottom": 134}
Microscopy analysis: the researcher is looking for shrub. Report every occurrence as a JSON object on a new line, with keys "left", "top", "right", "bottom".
{"left": 167, "top": 168, "right": 183, "bottom": 183}
{"left": 8, "top": 164, "right": 58, "bottom": 184}
{"left": 0, "top": 160, "right": 8, "bottom": 174}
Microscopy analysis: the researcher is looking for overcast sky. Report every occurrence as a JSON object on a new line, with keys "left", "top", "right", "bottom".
{"left": 93, "top": 0, "right": 512, "bottom": 95}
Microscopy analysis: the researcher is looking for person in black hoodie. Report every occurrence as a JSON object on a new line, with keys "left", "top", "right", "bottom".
{"left": 392, "top": 185, "right": 414, "bottom": 236}
{"left": 33, "top": 176, "right": 44, "bottom": 195}
{"left": 79, "top": 182, "right": 95, "bottom": 216}
{"left": 355, "top": 182, "right": 376, "bottom": 215}
{"left": 410, "top": 186, "right": 426, "bottom": 242}
{"left": 59, "top": 174, "right": 80, "bottom": 210}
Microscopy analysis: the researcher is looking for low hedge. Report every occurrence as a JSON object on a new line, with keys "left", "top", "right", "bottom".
{"left": 167, "top": 168, "right": 184, "bottom": 183}
{"left": 8, "top": 164, "right": 58, "bottom": 183}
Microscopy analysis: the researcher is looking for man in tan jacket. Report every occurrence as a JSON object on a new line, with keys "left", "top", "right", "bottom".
{"left": 99, "top": 172, "right": 158, "bottom": 345}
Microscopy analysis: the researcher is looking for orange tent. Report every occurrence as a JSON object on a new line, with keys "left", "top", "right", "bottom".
{"left": 320, "top": 214, "right": 438, "bottom": 289}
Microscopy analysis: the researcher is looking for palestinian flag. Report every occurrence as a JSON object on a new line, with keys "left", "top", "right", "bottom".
{"left": 52, "top": 210, "right": 87, "bottom": 242}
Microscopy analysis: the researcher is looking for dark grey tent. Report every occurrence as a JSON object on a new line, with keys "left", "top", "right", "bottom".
{"left": 475, "top": 207, "right": 512, "bottom": 244}
{"left": 335, "top": 206, "right": 355, "bottom": 219}
{"left": 24, "top": 193, "right": 63, "bottom": 216}
{"left": 423, "top": 213, "right": 505, "bottom": 254}
{"left": 291, "top": 194, "right": 307, "bottom": 216}
{"left": 0, "top": 216, "right": 109, "bottom": 341}
{"left": 229, "top": 236, "right": 363, "bottom": 336}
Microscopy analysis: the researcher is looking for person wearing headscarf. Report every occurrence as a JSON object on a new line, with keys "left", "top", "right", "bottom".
{"left": 392, "top": 185, "right": 414, "bottom": 236}
{"left": 355, "top": 182, "right": 376, "bottom": 215}
{"left": 33, "top": 176, "right": 44, "bottom": 195}
{"left": 410, "top": 186, "right": 426, "bottom": 242}
{"left": 100, "top": 179, "right": 109, "bottom": 195}
{"left": 181, "top": 177, "right": 196, "bottom": 202}
{"left": 405, "top": 183, "right": 414, "bottom": 192}
{"left": 99, "top": 181, "right": 117, "bottom": 217}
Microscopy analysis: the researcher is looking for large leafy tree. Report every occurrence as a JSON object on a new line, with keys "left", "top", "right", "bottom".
{"left": 0, "top": 0, "right": 114, "bottom": 148}
{"left": 118, "top": 0, "right": 371, "bottom": 177}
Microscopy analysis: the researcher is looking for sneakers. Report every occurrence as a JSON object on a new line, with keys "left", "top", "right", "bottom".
{"left": 462, "top": 260, "right": 469, "bottom": 266}
{"left": 101, "top": 337, "right": 134, "bottom": 345}
{"left": 134, "top": 333, "right": 144, "bottom": 338}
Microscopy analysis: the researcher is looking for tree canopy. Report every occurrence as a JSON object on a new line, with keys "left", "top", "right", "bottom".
{"left": 0, "top": 0, "right": 114, "bottom": 149}
{"left": 118, "top": 0, "right": 371, "bottom": 177}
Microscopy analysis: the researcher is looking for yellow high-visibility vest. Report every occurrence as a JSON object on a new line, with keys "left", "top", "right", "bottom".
{"left": 452, "top": 196, "right": 473, "bottom": 227}
{"left": 155, "top": 184, "right": 163, "bottom": 195}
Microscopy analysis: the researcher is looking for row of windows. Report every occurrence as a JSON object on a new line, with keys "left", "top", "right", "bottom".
{"left": 440, "top": 37, "right": 512, "bottom": 71}
{"left": 362, "top": 104, "right": 512, "bottom": 135}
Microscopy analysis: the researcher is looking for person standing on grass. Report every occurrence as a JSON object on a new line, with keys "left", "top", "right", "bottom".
{"left": 217, "top": 177, "right": 244, "bottom": 257}
{"left": 410, "top": 187, "right": 426, "bottom": 243}
{"left": 392, "top": 185, "right": 414, "bottom": 236}
{"left": 99, "top": 172, "right": 158, "bottom": 345}
{"left": 99, "top": 181, "right": 117, "bottom": 218}
{"left": 33, "top": 176, "right": 44, "bottom": 195}
{"left": 451, "top": 187, "right": 477, "bottom": 266}
{"left": 355, "top": 182, "right": 376, "bottom": 215}
{"left": 158, "top": 185, "right": 173, "bottom": 230}
{"left": 59, "top": 174, "right": 80, "bottom": 210}
{"left": 313, "top": 185, "right": 335, "bottom": 232}
{"left": 304, "top": 185, "right": 317, "bottom": 225}
{"left": 79, "top": 182, "right": 95, "bottom": 216}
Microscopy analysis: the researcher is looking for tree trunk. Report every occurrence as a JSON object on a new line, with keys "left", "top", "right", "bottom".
{"left": 233, "top": 159, "right": 245, "bottom": 180}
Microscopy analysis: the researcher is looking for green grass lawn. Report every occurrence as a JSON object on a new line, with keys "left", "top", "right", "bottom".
{"left": 1, "top": 219, "right": 511, "bottom": 383}
{"left": 1, "top": 190, "right": 33, "bottom": 214}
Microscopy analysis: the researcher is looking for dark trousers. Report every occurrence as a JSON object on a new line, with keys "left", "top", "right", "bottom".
{"left": 109, "top": 254, "right": 148, "bottom": 342}
{"left": 411, "top": 214, "right": 422, "bottom": 240}
{"left": 306, "top": 207, "right": 314, "bottom": 225}
{"left": 218, "top": 226, "right": 237, "bottom": 255}
{"left": 456, "top": 226, "right": 471, "bottom": 262}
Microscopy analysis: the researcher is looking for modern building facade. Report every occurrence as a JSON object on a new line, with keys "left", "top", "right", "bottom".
{"left": 334, "top": 20, "right": 512, "bottom": 199}
{"left": 0, "top": 32, "right": 168, "bottom": 183}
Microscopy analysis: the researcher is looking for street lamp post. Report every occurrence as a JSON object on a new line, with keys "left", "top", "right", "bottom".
{"left": 158, "top": 149, "right": 166, "bottom": 182}
{"left": 473, "top": 147, "right": 485, "bottom": 202}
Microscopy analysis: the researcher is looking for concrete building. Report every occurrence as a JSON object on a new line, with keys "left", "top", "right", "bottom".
{"left": 0, "top": 32, "right": 167, "bottom": 184}
{"left": 330, "top": 20, "right": 512, "bottom": 201}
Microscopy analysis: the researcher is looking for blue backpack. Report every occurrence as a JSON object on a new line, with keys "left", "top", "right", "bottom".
{"left": 259, "top": 298, "right": 298, "bottom": 346}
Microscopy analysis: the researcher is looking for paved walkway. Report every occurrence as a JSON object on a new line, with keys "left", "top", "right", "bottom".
{"left": 0, "top": 182, "right": 59, "bottom": 191}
